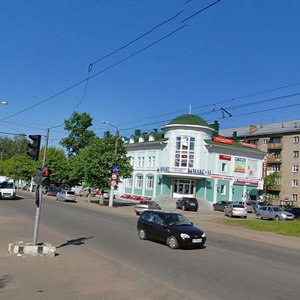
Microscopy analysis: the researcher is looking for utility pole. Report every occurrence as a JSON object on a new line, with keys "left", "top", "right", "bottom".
{"left": 33, "top": 128, "right": 49, "bottom": 245}
{"left": 103, "top": 121, "right": 120, "bottom": 207}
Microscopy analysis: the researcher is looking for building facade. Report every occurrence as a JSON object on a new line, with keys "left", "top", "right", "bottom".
{"left": 119, "top": 114, "right": 265, "bottom": 205}
{"left": 220, "top": 120, "right": 300, "bottom": 206}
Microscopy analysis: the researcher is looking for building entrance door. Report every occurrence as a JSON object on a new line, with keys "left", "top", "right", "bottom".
{"left": 173, "top": 179, "right": 194, "bottom": 198}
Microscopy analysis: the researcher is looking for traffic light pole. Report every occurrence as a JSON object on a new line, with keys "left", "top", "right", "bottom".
{"left": 32, "top": 128, "right": 49, "bottom": 245}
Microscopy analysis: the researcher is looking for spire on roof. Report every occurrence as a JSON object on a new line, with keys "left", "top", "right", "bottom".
{"left": 189, "top": 104, "right": 192, "bottom": 114}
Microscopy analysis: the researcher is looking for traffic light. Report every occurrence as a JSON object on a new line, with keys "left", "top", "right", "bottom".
{"left": 27, "top": 135, "right": 41, "bottom": 161}
{"left": 41, "top": 168, "right": 50, "bottom": 186}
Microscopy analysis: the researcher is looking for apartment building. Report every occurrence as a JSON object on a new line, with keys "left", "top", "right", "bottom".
{"left": 220, "top": 120, "right": 300, "bottom": 206}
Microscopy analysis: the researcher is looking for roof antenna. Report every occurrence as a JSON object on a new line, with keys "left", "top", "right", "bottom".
{"left": 189, "top": 104, "right": 192, "bottom": 114}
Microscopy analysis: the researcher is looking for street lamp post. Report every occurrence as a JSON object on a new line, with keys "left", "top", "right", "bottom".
{"left": 103, "top": 121, "right": 120, "bottom": 207}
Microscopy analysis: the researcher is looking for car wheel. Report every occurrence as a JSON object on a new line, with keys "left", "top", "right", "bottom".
{"left": 274, "top": 215, "right": 280, "bottom": 221}
{"left": 135, "top": 212, "right": 139, "bottom": 216}
{"left": 228, "top": 212, "right": 232, "bottom": 218}
{"left": 257, "top": 214, "right": 262, "bottom": 220}
{"left": 138, "top": 229, "right": 147, "bottom": 240}
{"left": 182, "top": 205, "right": 186, "bottom": 211}
{"left": 242, "top": 216, "right": 247, "bottom": 219}
{"left": 167, "top": 236, "right": 179, "bottom": 249}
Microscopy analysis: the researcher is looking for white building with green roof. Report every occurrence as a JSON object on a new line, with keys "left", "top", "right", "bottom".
{"left": 119, "top": 114, "right": 265, "bottom": 205}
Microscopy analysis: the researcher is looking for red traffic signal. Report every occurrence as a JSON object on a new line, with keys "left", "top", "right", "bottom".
{"left": 27, "top": 135, "right": 41, "bottom": 161}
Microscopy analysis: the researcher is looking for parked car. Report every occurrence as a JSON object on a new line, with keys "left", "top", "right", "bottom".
{"left": 252, "top": 201, "right": 266, "bottom": 213}
{"left": 46, "top": 187, "right": 61, "bottom": 196}
{"left": 234, "top": 201, "right": 254, "bottom": 213}
{"left": 176, "top": 197, "right": 199, "bottom": 212}
{"left": 213, "top": 200, "right": 228, "bottom": 211}
{"left": 284, "top": 207, "right": 300, "bottom": 219}
{"left": 256, "top": 206, "right": 294, "bottom": 221}
{"left": 137, "top": 210, "right": 206, "bottom": 249}
{"left": 76, "top": 189, "right": 90, "bottom": 197}
{"left": 56, "top": 190, "right": 76, "bottom": 202}
{"left": 134, "top": 200, "right": 161, "bottom": 215}
{"left": 224, "top": 203, "right": 247, "bottom": 219}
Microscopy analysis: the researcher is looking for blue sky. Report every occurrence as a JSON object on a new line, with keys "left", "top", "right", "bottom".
{"left": 1, "top": 0, "right": 300, "bottom": 147}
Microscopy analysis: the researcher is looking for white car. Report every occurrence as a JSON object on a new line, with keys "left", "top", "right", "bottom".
{"left": 56, "top": 190, "right": 76, "bottom": 202}
{"left": 224, "top": 203, "right": 247, "bottom": 219}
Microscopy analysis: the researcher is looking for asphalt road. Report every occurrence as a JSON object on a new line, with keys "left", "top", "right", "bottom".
{"left": 0, "top": 191, "right": 299, "bottom": 300}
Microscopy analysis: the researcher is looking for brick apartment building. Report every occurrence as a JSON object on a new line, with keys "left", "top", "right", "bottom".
{"left": 220, "top": 120, "right": 300, "bottom": 207}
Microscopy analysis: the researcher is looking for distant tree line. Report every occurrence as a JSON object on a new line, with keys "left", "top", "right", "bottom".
{"left": 0, "top": 112, "right": 133, "bottom": 192}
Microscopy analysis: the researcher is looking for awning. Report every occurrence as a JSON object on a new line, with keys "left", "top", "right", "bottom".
{"left": 248, "top": 189, "right": 258, "bottom": 196}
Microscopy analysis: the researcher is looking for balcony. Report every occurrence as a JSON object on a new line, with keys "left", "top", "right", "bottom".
{"left": 267, "top": 156, "right": 282, "bottom": 164}
{"left": 267, "top": 184, "right": 282, "bottom": 191}
{"left": 267, "top": 143, "right": 283, "bottom": 150}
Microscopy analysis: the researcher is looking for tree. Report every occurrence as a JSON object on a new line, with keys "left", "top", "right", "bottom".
{"left": 0, "top": 154, "right": 37, "bottom": 182}
{"left": 0, "top": 136, "right": 29, "bottom": 161}
{"left": 60, "top": 112, "right": 96, "bottom": 156}
{"left": 39, "top": 146, "right": 70, "bottom": 185}
{"left": 263, "top": 172, "right": 280, "bottom": 204}
{"left": 77, "top": 132, "right": 133, "bottom": 191}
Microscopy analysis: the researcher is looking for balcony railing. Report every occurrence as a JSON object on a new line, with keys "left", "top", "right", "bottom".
{"left": 267, "top": 143, "right": 283, "bottom": 150}
{"left": 267, "top": 156, "right": 282, "bottom": 164}
{"left": 267, "top": 184, "right": 282, "bottom": 191}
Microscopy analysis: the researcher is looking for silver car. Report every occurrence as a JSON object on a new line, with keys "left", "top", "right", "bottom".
{"left": 56, "top": 190, "right": 76, "bottom": 202}
{"left": 224, "top": 203, "right": 247, "bottom": 219}
{"left": 134, "top": 200, "right": 161, "bottom": 215}
{"left": 256, "top": 206, "right": 294, "bottom": 221}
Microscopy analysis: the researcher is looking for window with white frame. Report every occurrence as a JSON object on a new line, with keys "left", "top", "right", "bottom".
{"left": 135, "top": 175, "right": 143, "bottom": 188}
{"left": 294, "top": 151, "right": 299, "bottom": 158}
{"left": 292, "top": 194, "right": 298, "bottom": 201}
{"left": 175, "top": 136, "right": 195, "bottom": 168}
{"left": 152, "top": 156, "right": 156, "bottom": 167}
{"left": 138, "top": 157, "right": 141, "bottom": 167}
{"left": 146, "top": 176, "right": 154, "bottom": 189}
{"left": 294, "top": 136, "right": 300, "bottom": 144}
{"left": 272, "top": 165, "right": 281, "bottom": 172}
{"left": 275, "top": 177, "right": 281, "bottom": 185}
{"left": 130, "top": 157, "right": 135, "bottom": 167}
{"left": 292, "top": 179, "right": 299, "bottom": 187}
{"left": 141, "top": 157, "right": 145, "bottom": 167}
{"left": 221, "top": 162, "right": 227, "bottom": 172}
{"left": 220, "top": 185, "right": 226, "bottom": 195}
{"left": 147, "top": 156, "right": 152, "bottom": 167}
{"left": 125, "top": 177, "right": 133, "bottom": 188}
{"left": 292, "top": 165, "right": 299, "bottom": 172}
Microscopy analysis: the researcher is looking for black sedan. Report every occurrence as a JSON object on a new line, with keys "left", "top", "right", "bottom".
{"left": 213, "top": 200, "right": 228, "bottom": 211}
{"left": 137, "top": 210, "right": 206, "bottom": 249}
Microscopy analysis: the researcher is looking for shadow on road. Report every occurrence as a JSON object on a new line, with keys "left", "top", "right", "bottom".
{"left": 56, "top": 236, "right": 94, "bottom": 249}
{"left": 0, "top": 275, "right": 11, "bottom": 289}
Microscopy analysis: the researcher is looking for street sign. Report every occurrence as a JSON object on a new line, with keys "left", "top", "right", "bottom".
{"left": 111, "top": 180, "right": 117, "bottom": 186}
{"left": 112, "top": 165, "right": 120, "bottom": 173}
{"left": 111, "top": 173, "right": 118, "bottom": 180}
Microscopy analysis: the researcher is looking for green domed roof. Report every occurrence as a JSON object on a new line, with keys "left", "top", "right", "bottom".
{"left": 169, "top": 114, "right": 209, "bottom": 126}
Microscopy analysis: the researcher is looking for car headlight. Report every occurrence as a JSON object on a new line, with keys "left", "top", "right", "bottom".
{"left": 201, "top": 232, "right": 206, "bottom": 238}
{"left": 281, "top": 213, "right": 287, "bottom": 218}
{"left": 180, "top": 233, "right": 190, "bottom": 239}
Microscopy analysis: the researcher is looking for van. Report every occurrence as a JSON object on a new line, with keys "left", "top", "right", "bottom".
{"left": 0, "top": 176, "right": 16, "bottom": 200}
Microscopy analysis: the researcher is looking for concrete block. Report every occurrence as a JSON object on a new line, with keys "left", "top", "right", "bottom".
{"left": 8, "top": 241, "right": 56, "bottom": 257}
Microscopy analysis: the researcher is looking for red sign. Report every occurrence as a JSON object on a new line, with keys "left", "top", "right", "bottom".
{"left": 262, "top": 162, "right": 267, "bottom": 178}
{"left": 219, "top": 154, "right": 231, "bottom": 161}
{"left": 213, "top": 136, "right": 234, "bottom": 145}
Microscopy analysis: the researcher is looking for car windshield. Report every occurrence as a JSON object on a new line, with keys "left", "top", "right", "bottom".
{"left": 0, "top": 182, "right": 14, "bottom": 188}
{"left": 232, "top": 204, "right": 245, "bottom": 208}
{"left": 164, "top": 214, "right": 192, "bottom": 226}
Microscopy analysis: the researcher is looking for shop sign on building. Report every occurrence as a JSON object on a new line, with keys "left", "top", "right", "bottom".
{"left": 234, "top": 179, "right": 258, "bottom": 187}
{"left": 159, "top": 167, "right": 211, "bottom": 176}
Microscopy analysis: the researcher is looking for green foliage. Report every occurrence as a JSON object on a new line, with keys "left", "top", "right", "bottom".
{"left": 0, "top": 154, "right": 37, "bottom": 181}
{"left": 77, "top": 133, "right": 133, "bottom": 190}
{"left": 264, "top": 172, "right": 279, "bottom": 190}
{"left": 40, "top": 146, "right": 70, "bottom": 185}
{"left": 0, "top": 136, "right": 29, "bottom": 161}
{"left": 60, "top": 112, "right": 96, "bottom": 156}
